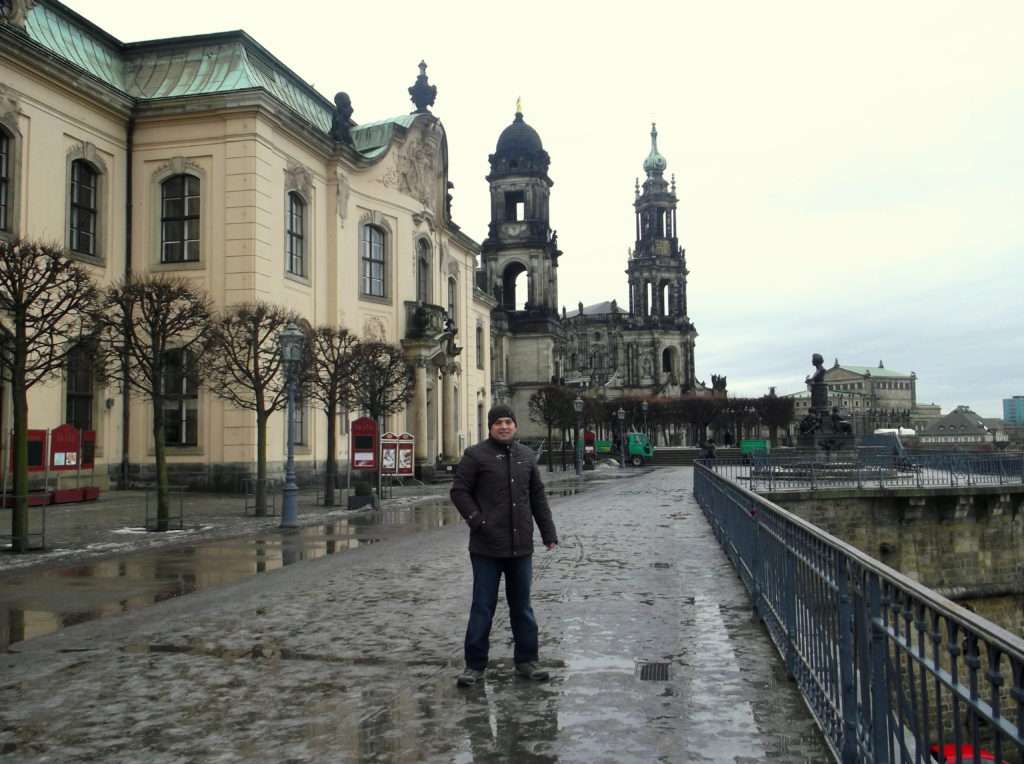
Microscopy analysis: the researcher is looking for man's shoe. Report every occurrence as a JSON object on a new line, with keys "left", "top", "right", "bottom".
{"left": 514, "top": 662, "right": 550, "bottom": 681}
{"left": 456, "top": 667, "right": 484, "bottom": 687}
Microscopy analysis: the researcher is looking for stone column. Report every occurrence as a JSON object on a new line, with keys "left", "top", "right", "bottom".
{"left": 414, "top": 361, "right": 428, "bottom": 461}
{"left": 441, "top": 365, "right": 456, "bottom": 459}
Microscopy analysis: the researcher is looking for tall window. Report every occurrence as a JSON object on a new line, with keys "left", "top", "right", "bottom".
{"left": 447, "top": 276, "right": 457, "bottom": 323}
{"left": 286, "top": 192, "right": 306, "bottom": 277}
{"left": 416, "top": 239, "right": 430, "bottom": 303}
{"left": 476, "top": 325, "right": 484, "bottom": 369}
{"left": 162, "top": 349, "right": 198, "bottom": 446}
{"left": 0, "top": 130, "right": 9, "bottom": 232}
{"left": 69, "top": 160, "right": 97, "bottom": 256}
{"left": 360, "top": 224, "right": 385, "bottom": 297}
{"left": 65, "top": 345, "right": 94, "bottom": 431}
{"left": 161, "top": 174, "right": 200, "bottom": 263}
{"left": 287, "top": 395, "right": 308, "bottom": 447}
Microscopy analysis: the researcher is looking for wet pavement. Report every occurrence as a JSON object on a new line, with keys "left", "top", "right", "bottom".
{"left": 0, "top": 468, "right": 831, "bottom": 762}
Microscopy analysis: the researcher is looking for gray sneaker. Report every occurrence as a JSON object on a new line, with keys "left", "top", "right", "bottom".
{"left": 456, "top": 667, "right": 484, "bottom": 687}
{"left": 514, "top": 662, "right": 550, "bottom": 681}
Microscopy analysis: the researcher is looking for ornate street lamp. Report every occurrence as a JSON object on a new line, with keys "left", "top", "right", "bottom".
{"left": 641, "top": 399, "right": 649, "bottom": 439}
{"left": 279, "top": 322, "right": 304, "bottom": 528}
{"left": 617, "top": 406, "right": 626, "bottom": 469}
{"left": 573, "top": 395, "right": 584, "bottom": 477}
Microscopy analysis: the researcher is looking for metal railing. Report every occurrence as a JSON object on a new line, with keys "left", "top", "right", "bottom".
{"left": 700, "top": 452, "right": 1024, "bottom": 492}
{"left": 694, "top": 463, "right": 1024, "bottom": 763}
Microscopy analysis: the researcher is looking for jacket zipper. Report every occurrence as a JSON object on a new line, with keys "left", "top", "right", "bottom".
{"left": 506, "top": 443, "right": 514, "bottom": 554}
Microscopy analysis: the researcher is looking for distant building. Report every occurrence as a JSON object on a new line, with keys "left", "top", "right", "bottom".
{"left": 1004, "top": 396, "right": 1024, "bottom": 426}
{"left": 784, "top": 359, "right": 941, "bottom": 437}
{"left": 918, "top": 406, "right": 1009, "bottom": 446}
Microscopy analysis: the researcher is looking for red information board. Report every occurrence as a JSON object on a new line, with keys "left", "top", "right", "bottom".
{"left": 9, "top": 430, "right": 48, "bottom": 472}
{"left": 50, "top": 424, "right": 80, "bottom": 471}
{"left": 350, "top": 417, "right": 378, "bottom": 470}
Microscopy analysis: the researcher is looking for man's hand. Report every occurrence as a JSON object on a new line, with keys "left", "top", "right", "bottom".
{"left": 545, "top": 543, "right": 557, "bottom": 551}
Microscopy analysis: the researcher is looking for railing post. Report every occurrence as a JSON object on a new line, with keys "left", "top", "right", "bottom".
{"left": 868, "top": 573, "right": 892, "bottom": 763}
{"left": 783, "top": 525, "right": 798, "bottom": 678}
{"left": 836, "top": 556, "right": 859, "bottom": 764}
{"left": 749, "top": 497, "right": 763, "bottom": 620}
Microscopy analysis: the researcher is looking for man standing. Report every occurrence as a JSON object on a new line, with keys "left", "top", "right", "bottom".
{"left": 450, "top": 404, "right": 558, "bottom": 687}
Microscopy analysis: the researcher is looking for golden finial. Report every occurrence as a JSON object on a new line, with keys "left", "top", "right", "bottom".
{"left": 516, "top": 96, "right": 523, "bottom": 115}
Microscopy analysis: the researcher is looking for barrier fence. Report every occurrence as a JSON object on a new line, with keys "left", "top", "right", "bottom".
{"left": 694, "top": 463, "right": 1024, "bottom": 763}
{"left": 701, "top": 452, "right": 1024, "bottom": 492}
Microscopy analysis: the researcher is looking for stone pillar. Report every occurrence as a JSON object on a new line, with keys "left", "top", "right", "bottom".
{"left": 414, "top": 362, "right": 428, "bottom": 461}
{"left": 442, "top": 365, "right": 456, "bottom": 459}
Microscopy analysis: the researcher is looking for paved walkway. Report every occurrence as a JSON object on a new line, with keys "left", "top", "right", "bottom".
{"left": 0, "top": 468, "right": 831, "bottom": 762}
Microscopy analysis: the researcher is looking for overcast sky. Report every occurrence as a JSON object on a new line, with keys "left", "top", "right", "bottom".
{"left": 71, "top": 0, "right": 1023, "bottom": 417}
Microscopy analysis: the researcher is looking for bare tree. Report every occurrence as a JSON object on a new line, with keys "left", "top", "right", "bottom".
{"left": 309, "top": 326, "right": 359, "bottom": 506}
{"left": 348, "top": 341, "right": 415, "bottom": 422}
{"left": 99, "top": 275, "right": 212, "bottom": 532}
{"left": 528, "top": 385, "right": 572, "bottom": 472}
{"left": 205, "top": 303, "right": 304, "bottom": 516}
{"left": 0, "top": 239, "right": 99, "bottom": 552}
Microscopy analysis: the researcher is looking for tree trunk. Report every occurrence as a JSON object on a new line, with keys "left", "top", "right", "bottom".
{"left": 151, "top": 396, "right": 169, "bottom": 532}
{"left": 769, "top": 425, "right": 778, "bottom": 447}
{"left": 255, "top": 411, "right": 268, "bottom": 516}
{"left": 10, "top": 349, "right": 29, "bottom": 553}
{"left": 546, "top": 424, "right": 553, "bottom": 472}
{"left": 324, "top": 401, "right": 337, "bottom": 507}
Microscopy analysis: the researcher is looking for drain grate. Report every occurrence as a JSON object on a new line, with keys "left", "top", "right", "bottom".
{"left": 650, "top": 562, "right": 672, "bottom": 569}
{"left": 636, "top": 661, "right": 671, "bottom": 681}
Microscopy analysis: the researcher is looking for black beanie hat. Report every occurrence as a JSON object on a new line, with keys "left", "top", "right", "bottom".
{"left": 488, "top": 404, "right": 517, "bottom": 429}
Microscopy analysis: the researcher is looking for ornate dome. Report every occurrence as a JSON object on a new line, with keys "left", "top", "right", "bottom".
{"left": 643, "top": 122, "right": 667, "bottom": 176}
{"left": 495, "top": 110, "right": 545, "bottom": 158}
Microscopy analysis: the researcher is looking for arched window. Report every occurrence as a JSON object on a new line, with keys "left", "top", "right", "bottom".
{"left": 69, "top": 160, "right": 98, "bottom": 256}
{"left": 286, "top": 192, "right": 305, "bottom": 277}
{"left": 361, "top": 225, "right": 386, "bottom": 297}
{"left": 65, "top": 344, "right": 94, "bottom": 431}
{"left": 161, "top": 174, "right": 200, "bottom": 263}
{"left": 0, "top": 129, "right": 10, "bottom": 232}
{"left": 416, "top": 239, "right": 430, "bottom": 303}
{"left": 447, "top": 276, "right": 457, "bottom": 323}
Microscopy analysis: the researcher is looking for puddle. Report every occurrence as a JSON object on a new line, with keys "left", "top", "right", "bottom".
{"left": 0, "top": 501, "right": 462, "bottom": 650}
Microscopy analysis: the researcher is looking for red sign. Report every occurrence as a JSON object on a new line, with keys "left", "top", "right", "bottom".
{"left": 583, "top": 430, "right": 596, "bottom": 455}
{"left": 381, "top": 432, "right": 415, "bottom": 477}
{"left": 10, "top": 430, "right": 48, "bottom": 472}
{"left": 350, "top": 417, "right": 378, "bottom": 470}
{"left": 50, "top": 424, "right": 81, "bottom": 471}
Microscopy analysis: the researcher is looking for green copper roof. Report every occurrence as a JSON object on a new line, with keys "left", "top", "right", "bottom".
{"left": 351, "top": 114, "right": 419, "bottom": 158}
{"left": 21, "top": 2, "right": 339, "bottom": 139}
{"left": 643, "top": 122, "right": 667, "bottom": 176}
{"left": 26, "top": 2, "right": 125, "bottom": 90}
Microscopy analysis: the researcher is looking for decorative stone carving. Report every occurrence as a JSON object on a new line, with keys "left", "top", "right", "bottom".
{"left": 0, "top": 83, "right": 20, "bottom": 124}
{"left": 408, "top": 61, "right": 437, "bottom": 114}
{"left": 67, "top": 140, "right": 107, "bottom": 174}
{"left": 382, "top": 126, "right": 442, "bottom": 215}
{"left": 335, "top": 167, "right": 350, "bottom": 224}
{"left": 363, "top": 317, "right": 387, "bottom": 342}
{"left": 284, "top": 160, "right": 313, "bottom": 200}
{"left": 154, "top": 156, "right": 203, "bottom": 179}
{"left": 0, "top": 0, "right": 35, "bottom": 30}
{"left": 330, "top": 92, "right": 353, "bottom": 144}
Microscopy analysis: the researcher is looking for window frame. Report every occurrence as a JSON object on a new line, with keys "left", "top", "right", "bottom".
{"left": 161, "top": 348, "right": 199, "bottom": 447}
{"left": 160, "top": 173, "right": 201, "bottom": 265}
{"left": 65, "top": 344, "right": 95, "bottom": 432}
{"left": 69, "top": 159, "right": 99, "bottom": 257}
{"left": 447, "top": 275, "right": 457, "bottom": 323}
{"left": 286, "top": 191, "right": 306, "bottom": 278}
{"left": 0, "top": 129, "right": 10, "bottom": 234}
{"left": 416, "top": 238, "right": 431, "bottom": 304}
{"left": 360, "top": 224, "right": 387, "bottom": 298}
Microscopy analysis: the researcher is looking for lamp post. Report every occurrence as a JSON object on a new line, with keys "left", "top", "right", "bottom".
{"left": 641, "top": 399, "right": 649, "bottom": 440}
{"left": 279, "top": 322, "right": 304, "bottom": 528}
{"left": 617, "top": 406, "right": 626, "bottom": 469}
{"left": 573, "top": 395, "right": 584, "bottom": 477}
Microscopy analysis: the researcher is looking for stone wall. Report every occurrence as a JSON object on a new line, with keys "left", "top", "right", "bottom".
{"left": 763, "top": 486, "right": 1024, "bottom": 596}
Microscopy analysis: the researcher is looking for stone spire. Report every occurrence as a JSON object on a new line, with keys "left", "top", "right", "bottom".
{"left": 408, "top": 60, "right": 437, "bottom": 114}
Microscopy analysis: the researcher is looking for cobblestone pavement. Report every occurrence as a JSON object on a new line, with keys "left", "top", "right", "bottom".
{"left": 0, "top": 468, "right": 832, "bottom": 763}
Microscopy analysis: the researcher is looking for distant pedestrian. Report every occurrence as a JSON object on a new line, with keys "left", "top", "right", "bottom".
{"left": 703, "top": 438, "right": 717, "bottom": 461}
{"left": 450, "top": 404, "right": 559, "bottom": 687}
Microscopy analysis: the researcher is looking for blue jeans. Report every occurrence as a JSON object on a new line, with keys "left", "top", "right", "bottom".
{"left": 464, "top": 554, "right": 538, "bottom": 671}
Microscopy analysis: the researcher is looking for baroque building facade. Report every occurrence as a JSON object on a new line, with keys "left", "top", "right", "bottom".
{"left": 0, "top": 1, "right": 492, "bottom": 485}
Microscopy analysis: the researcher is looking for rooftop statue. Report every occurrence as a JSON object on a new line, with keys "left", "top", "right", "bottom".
{"left": 330, "top": 92, "right": 353, "bottom": 145}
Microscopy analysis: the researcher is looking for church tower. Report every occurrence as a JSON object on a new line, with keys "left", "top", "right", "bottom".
{"left": 627, "top": 123, "right": 689, "bottom": 321}
{"left": 481, "top": 102, "right": 561, "bottom": 314}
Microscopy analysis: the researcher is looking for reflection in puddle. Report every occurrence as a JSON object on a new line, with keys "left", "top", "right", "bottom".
{"left": 0, "top": 501, "right": 462, "bottom": 650}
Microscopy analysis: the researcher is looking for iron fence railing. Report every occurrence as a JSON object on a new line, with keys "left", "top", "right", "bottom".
{"left": 694, "top": 463, "right": 1024, "bottom": 764}
{"left": 699, "top": 452, "right": 1024, "bottom": 493}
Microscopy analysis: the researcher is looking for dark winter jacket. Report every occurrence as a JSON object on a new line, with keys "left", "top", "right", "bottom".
{"left": 450, "top": 438, "right": 558, "bottom": 558}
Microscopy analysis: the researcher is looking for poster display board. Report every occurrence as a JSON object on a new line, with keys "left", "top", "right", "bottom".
{"left": 9, "top": 430, "right": 48, "bottom": 472}
{"left": 50, "top": 424, "right": 80, "bottom": 471}
{"left": 350, "top": 417, "right": 378, "bottom": 470}
{"left": 381, "top": 432, "right": 415, "bottom": 477}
